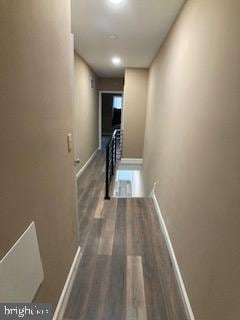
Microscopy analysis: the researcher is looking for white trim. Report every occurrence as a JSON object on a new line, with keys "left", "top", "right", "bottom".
{"left": 120, "top": 158, "right": 143, "bottom": 165}
{"left": 151, "top": 193, "right": 195, "bottom": 320}
{"left": 71, "top": 34, "right": 81, "bottom": 244}
{"left": 53, "top": 246, "right": 81, "bottom": 320}
{"left": 99, "top": 91, "right": 124, "bottom": 149}
{"left": 76, "top": 148, "right": 98, "bottom": 179}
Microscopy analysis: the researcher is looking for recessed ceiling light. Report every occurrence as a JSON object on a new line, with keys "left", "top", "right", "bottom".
{"left": 108, "top": 34, "right": 119, "bottom": 40}
{"left": 109, "top": 0, "right": 123, "bottom": 3}
{"left": 112, "top": 56, "right": 121, "bottom": 66}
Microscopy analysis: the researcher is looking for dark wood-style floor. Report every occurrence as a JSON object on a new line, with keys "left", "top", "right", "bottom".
{"left": 63, "top": 150, "right": 187, "bottom": 320}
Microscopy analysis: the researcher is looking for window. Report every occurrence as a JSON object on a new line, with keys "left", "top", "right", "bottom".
{"left": 113, "top": 96, "right": 122, "bottom": 109}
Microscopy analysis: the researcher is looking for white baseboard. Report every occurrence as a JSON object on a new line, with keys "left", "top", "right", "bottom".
{"left": 151, "top": 193, "right": 195, "bottom": 320}
{"left": 53, "top": 246, "right": 81, "bottom": 320}
{"left": 76, "top": 148, "right": 99, "bottom": 179}
{"left": 120, "top": 158, "right": 143, "bottom": 165}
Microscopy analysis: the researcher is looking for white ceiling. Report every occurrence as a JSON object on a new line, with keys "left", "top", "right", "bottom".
{"left": 71, "top": 0, "right": 184, "bottom": 77}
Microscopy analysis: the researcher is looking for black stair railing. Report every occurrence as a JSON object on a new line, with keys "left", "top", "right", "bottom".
{"left": 105, "top": 129, "right": 123, "bottom": 200}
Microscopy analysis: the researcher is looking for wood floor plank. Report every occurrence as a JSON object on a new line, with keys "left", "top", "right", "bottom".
{"left": 94, "top": 188, "right": 105, "bottom": 218}
{"left": 137, "top": 199, "right": 169, "bottom": 320}
{"left": 63, "top": 219, "right": 103, "bottom": 319}
{"left": 98, "top": 198, "right": 118, "bottom": 255}
{"left": 143, "top": 199, "right": 188, "bottom": 320}
{"left": 78, "top": 194, "right": 98, "bottom": 245}
{"left": 77, "top": 151, "right": 106, "bottom": 246}
{"left": 126, "top": 256, "right": 147, "bottom": 320}
{"left": 126, "top": 199, "right": 143, "bottom": 256}
{"left": 81, "top": 255, "right": 112, "bottom": 320}
{"left": 104, "top": 199, "right": 127, "bottom": 320}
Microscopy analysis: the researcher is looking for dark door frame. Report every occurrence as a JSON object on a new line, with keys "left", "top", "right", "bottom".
{"left": 98, "top": 91, "right": 124, "bottom": 149}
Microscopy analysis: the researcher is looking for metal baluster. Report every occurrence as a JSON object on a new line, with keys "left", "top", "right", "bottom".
{"left": 111, "top": 138, "right": 114, "bottom": 176}
{"left": 105, "top": 144, "right": 110, "bottom": 200}
{"left": 105, "top": 129, "right": 123, "bottom": 200}
{"left": 115, "top": 134, "right": 117, "bottom": 163}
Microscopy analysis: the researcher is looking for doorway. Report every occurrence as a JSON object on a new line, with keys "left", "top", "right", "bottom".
{"left": 99, "top": 91, "right": 123, "bottom": 150}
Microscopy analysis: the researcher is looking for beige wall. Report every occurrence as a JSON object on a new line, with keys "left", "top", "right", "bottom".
{"left": 143, "top": 0, "right": 240, "bottom": 319}
{"left": 98, "top": 77, "right": 124, "bottom": 92}
{"left": 73, "top": 53, "right": 99, "bottom": 171}
{"left": 123, "top": 68, "right": 148, "bottom": 158}
{"left": 0, "top": 0, "right": 78, "bottom": 307}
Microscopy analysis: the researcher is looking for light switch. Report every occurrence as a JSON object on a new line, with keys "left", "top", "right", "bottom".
{"left": 67, "top": 133, "right": 72, "bottom": 152}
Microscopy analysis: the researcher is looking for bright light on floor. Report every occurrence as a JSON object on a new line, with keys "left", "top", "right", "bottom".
{"left": 113, "top": 168, "right": 146, "bottom": 198}
{"left": 112, "top": 56, "right": 121, "bottom": 66}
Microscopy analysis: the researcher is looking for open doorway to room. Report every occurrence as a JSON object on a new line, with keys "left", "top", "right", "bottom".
{"left": 99, "top": 91, "right": 123, "bottom": 150}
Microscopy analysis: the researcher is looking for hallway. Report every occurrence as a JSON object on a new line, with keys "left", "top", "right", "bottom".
{"left": 63, "top": 151, "right": 187, "bottom": 320}
{"left": 1, "top": 1, "right": 240, "bottom": 319}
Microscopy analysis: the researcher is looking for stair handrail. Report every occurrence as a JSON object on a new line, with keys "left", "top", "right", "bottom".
{"left": 104, "top": 129, "right": 123, "bottom": 200}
